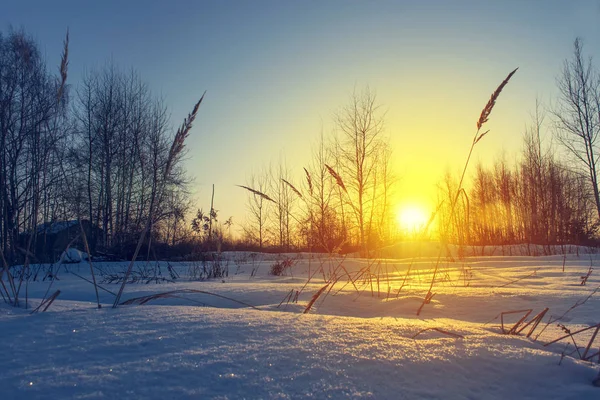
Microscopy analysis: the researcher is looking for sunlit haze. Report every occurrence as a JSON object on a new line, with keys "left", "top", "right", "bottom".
{"left": 396, "top": 205, "right": 429, "bottom": 234}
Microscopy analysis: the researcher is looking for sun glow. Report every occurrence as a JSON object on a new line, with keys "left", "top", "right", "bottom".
{"left": 396, "top": 205, "right": 429, "bottom": 233}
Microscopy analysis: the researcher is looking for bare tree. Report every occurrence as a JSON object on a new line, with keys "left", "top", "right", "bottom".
{"left": 271, "top": 157, "right": 294, "bottom": 250}
{"left": 0, "top": 29, "right": 66, "bottom": 263}
{"left": 299, "top": 130, "right": 343, "bottom": 251}
{"left": 438, "top": 104, "right": 598, "bottom": 251}
{"left": 554, "top": 38, "right": 600, "bottom": 220}
{"left": 373, "top": 142, "right": 397, "bottom": 245}
{"left": 242, "top": 171, "right": 272, "bottom": 249}
{"left": 335, "top": 87, "right": 386, "bottom": 254}
{"left": 72, "top": 63, "right": 187, "bottom": 254}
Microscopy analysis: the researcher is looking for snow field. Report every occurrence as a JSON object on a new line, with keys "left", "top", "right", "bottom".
{"left": 1, "top": 251, "right": 600, "bottom": 399}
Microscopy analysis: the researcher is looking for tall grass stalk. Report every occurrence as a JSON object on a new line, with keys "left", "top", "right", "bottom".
{"left": 112, "top": 93, "right": 206, "bottom": 308}
{"left": 79, "top": 220, "right": 100, "bottom": 308}
{"left": 417, "top": 68, "right": 518, "bottom": 315}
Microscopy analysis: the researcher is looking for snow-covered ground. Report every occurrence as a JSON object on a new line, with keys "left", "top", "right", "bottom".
{"left": 2, "top": 250, "right": 600, "bottom": 399}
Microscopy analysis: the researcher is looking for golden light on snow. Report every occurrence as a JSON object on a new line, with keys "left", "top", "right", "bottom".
{"left": 396, "top": 205, "right": 428, "bottom": 233}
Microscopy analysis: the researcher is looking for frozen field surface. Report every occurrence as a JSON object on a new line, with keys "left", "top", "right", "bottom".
{"left": 2, "top": 250, "right": 600, "bottom": 399}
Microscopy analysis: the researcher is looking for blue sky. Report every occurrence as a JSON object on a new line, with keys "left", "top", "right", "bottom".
{"left": 3, "top": 1, "right": 600, "bottom": 232}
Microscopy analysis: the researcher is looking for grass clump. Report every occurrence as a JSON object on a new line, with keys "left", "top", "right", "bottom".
{"left": 269, "top": 257, "right": 296, "bottom": 276}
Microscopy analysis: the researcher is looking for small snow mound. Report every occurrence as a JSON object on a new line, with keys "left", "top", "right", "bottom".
{"left": 60, "top": 248, "right": 89, "bottom": 264}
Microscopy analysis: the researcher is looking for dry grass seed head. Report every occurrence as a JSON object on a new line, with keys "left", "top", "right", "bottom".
{"left": 304, "top": 167, "right": 313, "bottom": 196}
{"left": 57, "top": 29, "right": 69, "bottom": 103}
{"left": 236, "top": 185, "right": 276, "bottom": 203}
{"left": 476, "top": 67, "right": 518, "bottom": 132}
{"left": 282, "top": 178, "right": 302, "bottom": 198}
{"left": 325, "top": 164, "right": 347, "bottom": 193}
{"left": 166, "top": 92, "right": 206, "bottom": 175}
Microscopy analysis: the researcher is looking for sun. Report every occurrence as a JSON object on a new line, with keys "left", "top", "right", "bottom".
{"left": 396, "top": 205, "right": 429, "bottom": 233}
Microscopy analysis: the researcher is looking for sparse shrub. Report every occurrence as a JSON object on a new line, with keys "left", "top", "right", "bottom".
{"left": 234, "top": 253, "right": 249, "bottom": 265}
{"left": 187, "top": 253, "right": 229, "bottom": 281}
{"left": 249, "top": 252, "right": 261, "bottom": 278}
{"left": 269, "top": 257, "right": 296, "bottom": 276}
{"left": 99, "top": 261, "right": 180, "bottom": 284}
{"left": 101, "top": 269, "right": 173, "bottom": 285}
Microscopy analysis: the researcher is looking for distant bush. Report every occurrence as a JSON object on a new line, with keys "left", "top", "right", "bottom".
{"left": 269, "top": 257, "right": 296, "bottom": 276}
{"left": 187, "top": 254, "right": 229, "bottom": 281}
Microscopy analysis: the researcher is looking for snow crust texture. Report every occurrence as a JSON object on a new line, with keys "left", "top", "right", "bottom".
{"left": 2, "top": 252, "right": 600, "bottom": 399}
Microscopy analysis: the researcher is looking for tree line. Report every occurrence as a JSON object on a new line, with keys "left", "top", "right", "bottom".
{"left": 3, "top": 27, "right": 600, "bottom": 262}
{"left": 240, "top": 38, "right": 600, "bottom": 254}
{"left": 239, "top": 87, "right": 397, "bottom": 255}
{"left": 0, "top": 29, "right": 191, "bottom": 263}
{"left": 438, "top": 39, "right": 600, "bottom": 252}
